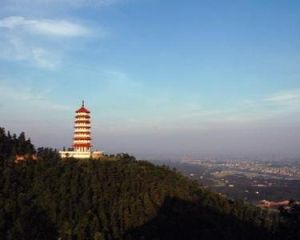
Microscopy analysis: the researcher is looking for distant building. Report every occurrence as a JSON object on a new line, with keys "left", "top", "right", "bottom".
{"left": 59, "top": 101, "right": 103, "bottom": 159}
{"left": 15, "top": 154, "right": 38, "bottom": 163}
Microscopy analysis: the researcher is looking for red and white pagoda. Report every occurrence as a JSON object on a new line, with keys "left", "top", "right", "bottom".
{"left": 73, "top": 100, "right": 92, "bottom": 152}
{"left": 59, "top": 101, "right": 103, "bottom": 159}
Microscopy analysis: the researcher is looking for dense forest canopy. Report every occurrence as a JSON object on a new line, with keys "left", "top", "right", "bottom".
{"left": 0, "top": 127, "right": 299, "bottom": 240}
{"left": 0, "top": 128, "right": 35, "bottom": 158}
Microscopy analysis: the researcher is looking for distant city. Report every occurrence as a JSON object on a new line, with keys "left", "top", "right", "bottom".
{"left": 153, "top": 158, "right": 300, "bottom": 205}
{"left": 183, "top": 159, "right": 300, "bottom": 180}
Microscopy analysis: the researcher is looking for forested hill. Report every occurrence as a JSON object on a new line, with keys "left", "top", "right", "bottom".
{"left": 0, "top": 128, "right": 299, "bottom": 240}
{"left": 0, "top": 127, "right": 35, "bottom": 158}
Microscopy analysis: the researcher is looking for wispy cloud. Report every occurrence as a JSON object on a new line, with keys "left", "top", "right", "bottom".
{"left": 90, "top": 71, "right": 300, "bottom": 130}
{"left": 3, "top": 0, "right": 120, "bottom": 8}
{"left": 0, "top": 82, "right": 44, "bottom": 101}
{"left": 0, "top": 81, "right": 71, "bottom": 111}
{"left": 0, "top": 16, "right": 90, "bottom": 37}
{"left": 0, "top": 15, "right": 97, "bottom": 69}
{"left": 265, "top": 90, "right": 300, "bottom": 106}
{"left": 201, "top": 89, "right": 300, "bottom": 124}
{"left": 0, "top": 36, "right": 61, "bottom": 69}
{"left": 151, "top": 89, "right": 300, "bottom": 129}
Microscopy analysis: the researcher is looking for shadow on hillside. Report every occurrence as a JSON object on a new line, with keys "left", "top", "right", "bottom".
{"left": 125, "top": 197, "right": 272, "bottom": 240}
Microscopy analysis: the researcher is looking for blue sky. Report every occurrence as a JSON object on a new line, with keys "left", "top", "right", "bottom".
{"left": 1, "top": 0, "right": 300, "bottom": 159}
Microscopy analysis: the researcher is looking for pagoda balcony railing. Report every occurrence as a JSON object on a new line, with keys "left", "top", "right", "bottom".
{"left": 73, "top": 139, "right": 91, "bottom": 144}
{"left": 74, "top": 123, "right": 91, "bottom": 127}
{"left": 74, "top": 134, "right": 91, "bottom": 137}
{"left": 75, "top": 112, "right": 90, "bottom": 116}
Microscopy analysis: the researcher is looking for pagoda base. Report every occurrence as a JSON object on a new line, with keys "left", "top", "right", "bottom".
{"left": 59, "top": 150, "right": 103, "bottom": 159}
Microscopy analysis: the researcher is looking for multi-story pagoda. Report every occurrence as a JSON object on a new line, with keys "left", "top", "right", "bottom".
{"left": 59, "top": 101, "right": 103, "bottom": 159}
{"left": 73, "top": 100, "right": 92, "bottom": 152}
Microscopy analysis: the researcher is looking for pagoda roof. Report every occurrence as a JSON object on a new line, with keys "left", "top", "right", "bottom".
{"left": 75, "top": 100, "right": 90, "bottom": 113}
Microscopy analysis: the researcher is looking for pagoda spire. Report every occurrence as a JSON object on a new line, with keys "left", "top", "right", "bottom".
{"left": 82, "top": 100, "right": 85, "bottom": 107}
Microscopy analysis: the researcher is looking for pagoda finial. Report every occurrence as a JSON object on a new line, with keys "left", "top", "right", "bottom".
{"left": 82, "top": 100, "right": 85, "bottom": 107}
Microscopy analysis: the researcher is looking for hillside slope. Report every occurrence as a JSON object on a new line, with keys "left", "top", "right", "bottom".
{"left": 0, "top": 128, "right": 296, "bottom": 240}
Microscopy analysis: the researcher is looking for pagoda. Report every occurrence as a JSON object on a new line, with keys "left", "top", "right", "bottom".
{"left": 73, "top": 100, "right": 92, "bottom": 152}
{"left": 59, "top": 101, "right": 103, "bottom": 159}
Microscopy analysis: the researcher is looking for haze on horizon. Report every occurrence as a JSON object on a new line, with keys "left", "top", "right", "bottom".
{"left": 1, "top": 0, "right": 300, "bottom": 160}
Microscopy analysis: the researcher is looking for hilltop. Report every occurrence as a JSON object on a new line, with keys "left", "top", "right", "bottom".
{"left": 0, "top": 128, "right": 299, "bottom": 240}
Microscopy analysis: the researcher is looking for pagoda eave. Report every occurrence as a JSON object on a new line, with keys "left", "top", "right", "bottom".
{"left": 73, "top": 137, "right": 92, "bottom": 141}
{"left": 75, "top": 120, "right": 91, "bottom": 124}
{"left": 75, "top": 115, "right": 90, "bottom": 119}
